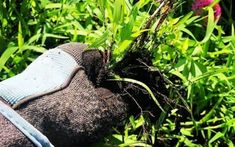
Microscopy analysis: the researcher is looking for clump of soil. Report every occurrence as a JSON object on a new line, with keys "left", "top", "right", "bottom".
{"left": 101, "top": 50, "right": 169, "bottom": 120}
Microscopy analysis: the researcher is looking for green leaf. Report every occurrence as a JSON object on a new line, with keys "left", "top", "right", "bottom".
{"left": 112, "top": 134, "right": 123, "bottom": 142}
{"left": 120, "top": 142, "right": 151, "bottom": 147}
{"left": 176, "top": 12, "right": 193, "bottom": 28}
{"left": 21, "top": 45, "right": 46, "bottom": 53}
{"left": 174, "top": 58, "right": 187, "bottom": 71}
{"left": 45, "top": 3, "right": 62, "bottom": 9}
{"left": 90, "top": 31, "right": 109, "bottom": 48}
{"left": 177, "top": 136, "right": 199, "bottom": 147}
{"left": 199, "top": 96, "right": 223, "bottom": 124}
{"left": 182, "top": 38, "right": 189, "bottom": 54}
{"left": 129, "top": 115, "right": 145, "bottom": 130}
{"left": 209, "top": 132, "right": 224, "bottom": 144}
{"left": 180, "top": 128, "right": 193, "bottom": 137}
{"left": 112, "top": 0, "right": 126, "bottom": 38}
{"left": 97, "top": 0, "right": 107, "bottom": 20}
{"left": 170, "top": 70, "right": 188, "bottom": 84}
{"left": 190, "top": 67, "right": 231, "bottom": 83}
{"left": 200, "top": 7, "right": 216, "bottom": 43}
{"left": 192, "top": 45, "right": 203, "bottom": 56}
{"left": 43, "top": 33, "right": 68, "bottom": 39}
{"left": 26, "top": 33, "right": 41, "bottom": 45}
{"left": 192, "top": 61, "right": 207, "bottom": 78}
{"left": 135, "top": 115, "right": 145, "bottom": 129}
{"left": 226, "top": 139, "right": 234, "bottom": 147}
{"left": 180, "top": 28, "right": 197, "bottom": 41}
{"left": 18, "top": 22, "right": 24, "bottom": 50}
{"left": 113, "top": 40, "right": 132, "bottom": 57}
{"left": 0, "top": 46, "right": 18, "bottom": 72}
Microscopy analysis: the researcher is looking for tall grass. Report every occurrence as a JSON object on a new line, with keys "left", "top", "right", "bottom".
{"left": 0, "top": 0, "right": 235, "bottom": 146}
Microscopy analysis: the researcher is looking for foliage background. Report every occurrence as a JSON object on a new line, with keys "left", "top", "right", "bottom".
{"left": 0, "top": 0, "right": 235, "bottom": 146}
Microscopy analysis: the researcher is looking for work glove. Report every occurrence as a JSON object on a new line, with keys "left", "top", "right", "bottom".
{"left": 0, "top": 43, "right": 127, "bottom": 147}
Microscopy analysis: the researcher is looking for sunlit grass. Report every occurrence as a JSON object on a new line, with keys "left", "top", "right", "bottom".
{"left": 0, "top": 0, "right": 235, "bottom": 146}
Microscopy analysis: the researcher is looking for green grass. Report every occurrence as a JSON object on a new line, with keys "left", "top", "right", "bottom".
{"left": 1, "top": 0, "right": 235, "bottom": 146}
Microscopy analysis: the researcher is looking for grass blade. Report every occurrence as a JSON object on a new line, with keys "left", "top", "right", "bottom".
{"left": 108, "top": 77, "right": 165, "bottom": 113}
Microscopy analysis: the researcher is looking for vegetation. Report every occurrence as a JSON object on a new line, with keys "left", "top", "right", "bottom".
{"left": 0, "top": 0, "right": 235, "bottom": 146}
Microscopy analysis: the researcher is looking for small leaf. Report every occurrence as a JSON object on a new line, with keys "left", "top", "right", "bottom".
{"left": 174, "top": 58, "right": 187, "bottom": 71}
{"left": 180, "top": 128, "right": 193, "bottom": 137}
{"left": 113, "top": 40, "right": 132, "bottom": 57}
{"left": 193, "top": 61, "right": 207, "bottom": 77}
{"left": 21, "top": 45, "right": 46, "bottom": 53}
{"left": 134, "top": 115, "right": 145, "bottom": 129}
{"left": 45, "top": 3, "right": 62, "bottom": 9}
{"left": 44, "top": 33, "right": 68, "bottom": 39}
{"left": 18, "top": 22, "right": 24, "bottom": 50}
{"left": 176, "top": 12, "right": 193, "bottom": 27}
{"left": 182, "top": 38, "right": 189, "bottom": 54}
{"left": 180, "top": 28, "right": 197, "bottom": 41}
{"left": 0, "top": 46, "right": 18, "bottom": 72}
{"left": 209, "top": 132, "right": 224, "bottom": 144}
{"left": 90, "top": 31, "right": 109, "bottom": 48}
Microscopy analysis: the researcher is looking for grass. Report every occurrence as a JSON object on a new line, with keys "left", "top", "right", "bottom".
{"left": 1, "top": 0, "right": 235, "bottom": 146}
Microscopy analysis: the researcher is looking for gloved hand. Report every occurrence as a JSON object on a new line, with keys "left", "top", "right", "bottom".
{"left": 0, "top": 43, "right": 128, "bottom": 147}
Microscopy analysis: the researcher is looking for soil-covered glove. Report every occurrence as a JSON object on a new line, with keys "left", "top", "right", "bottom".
{"left": 0, "top": 43, "right": 128, "bottom": 147}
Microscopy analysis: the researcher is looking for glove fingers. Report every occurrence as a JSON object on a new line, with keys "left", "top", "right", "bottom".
{"left": 17, "top": 70, "right": 127, "bottom": 146}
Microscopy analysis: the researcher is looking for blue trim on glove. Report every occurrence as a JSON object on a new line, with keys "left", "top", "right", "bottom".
{"left": 0, "top": 101, "right": 54, "bottom": 147}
